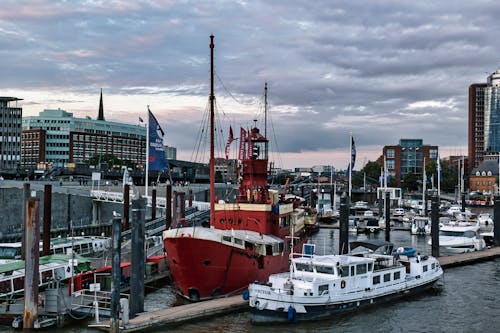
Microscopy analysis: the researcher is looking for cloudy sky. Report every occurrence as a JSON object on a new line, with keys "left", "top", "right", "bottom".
{"left": 2, "top": 0, "right": 500, "bottom": 170}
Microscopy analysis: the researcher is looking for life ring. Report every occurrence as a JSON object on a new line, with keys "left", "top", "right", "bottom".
{"left": 341, "top": 280, "right": 346, "bottom": 289}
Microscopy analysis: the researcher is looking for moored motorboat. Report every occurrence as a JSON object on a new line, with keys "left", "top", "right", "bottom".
{"left": 428, "top": 222, "right": 486, "bottom": 253}
{"left": 248, "top": 241, "right": 443, "bottom": 324}
{"left": 411, "top": 216, "right": 431, "bottom": 235}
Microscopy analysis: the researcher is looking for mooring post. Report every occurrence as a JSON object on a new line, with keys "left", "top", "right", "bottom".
{"left": 42, "top": 184, "right": 52, "bottom": 256}
{"left": 180, "top": 192, "right": 186, "bottom": 219}
{"left": 123, "top": 184, "right": 130, "bottom": 231}
{"left": 431, "top": 195, "right": 440, "bottom": 257}
{"left": 339, "top": 193, "right": 349, "bottom": 254}
{"left": 130, "top": 197, "right": 146, "bottom": 316}
{"left": 461, "top": 192, "right": 466, "bottom": 213}
{"left": 378, "top": 196, "right": 383, "bottom": 219}
{"left": 21, "top": 182, "right": 30, "bottom": 260}
{"left": 172, "top": 191, "right": 178, "bottom": 227}
{"left": 494, "top": 196, "right": 500, "bottom": 247}
{"left": 385, "top": 191, "right": 391, "bottom": 242}
{"left": 110, "top": 216, "right": 122, "bottom": 333}
{"left": 188, "top": 188, "right": 193, "bottom": 207}
{"left": 166, "top": 184, "right": 172, "bottom": 229}
{"left": 152, "top": 188, "right": 157, "bottom": 220}
{"left": 24, "top": 196, "right": 40, "bottom": 329}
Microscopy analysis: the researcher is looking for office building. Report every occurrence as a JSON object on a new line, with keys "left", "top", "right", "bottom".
{"left": 380, "top": 139, "right": 438, "bottom": 187}
{"left": 22, "top": 107, "right": 146, "bottom": 168}
{"left": 468, "top": 69, "right": 500, "bottom": 171}
{"left": 0, "top": 97, "right": 22, "bottom": 171}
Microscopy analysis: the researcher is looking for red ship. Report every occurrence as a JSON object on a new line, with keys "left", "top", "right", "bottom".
{"left": 162, "top": 35, "right": 309, "bottom": 301}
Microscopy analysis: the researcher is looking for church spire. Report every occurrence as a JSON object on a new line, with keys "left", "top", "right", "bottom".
{"left": 98, "top": 88, "right": 105, "bottom": 121}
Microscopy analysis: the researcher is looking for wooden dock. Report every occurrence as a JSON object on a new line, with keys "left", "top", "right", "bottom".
{"left": 88, "top": 294, "right": 248, "bottom": 332}
{"left": 89, "top": 247, "right": 500, "bottom": 333}
{"left": 438, "top": 246, "right": 500, "bottom": 268}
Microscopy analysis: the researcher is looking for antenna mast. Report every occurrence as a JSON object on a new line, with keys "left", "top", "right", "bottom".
{"left": 209, "top": 35, "right": 215, "bottom": 227}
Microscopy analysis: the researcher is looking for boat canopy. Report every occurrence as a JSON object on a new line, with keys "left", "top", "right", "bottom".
{"left": 350, "top": 240, "right": 394, "bottom": 254}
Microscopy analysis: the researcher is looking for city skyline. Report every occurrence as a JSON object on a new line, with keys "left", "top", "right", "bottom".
{"left": 2, "top": 1, "right": 500, "bottom": 169}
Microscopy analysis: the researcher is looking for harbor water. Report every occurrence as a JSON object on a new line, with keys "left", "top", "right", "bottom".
{"left": 2, "top": 229, "right": 500, "bottom": 332}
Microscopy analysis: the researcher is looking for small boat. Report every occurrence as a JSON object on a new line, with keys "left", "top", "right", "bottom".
{"left": 247, "top": 241, "right": 443, "bottom": 323}
{"left": 411, "top": 216, "right": 431, "bottom": 235}
{"left": 477, "top": 213, "right": 493, "bottom": 226}
{"left": 0, "top": 235, "right": 111, "bottom": 260}
{"left": 393, "top": 246, "right": 416, "bottom": 259}
{"left": 0, "top": 253, "right": 92, "bottom": 299}
{"left": 428, "top": 223, "right": 486, "bottom": 253}
{"left": 356, "top": 217, "right": 380, "bottom": 234}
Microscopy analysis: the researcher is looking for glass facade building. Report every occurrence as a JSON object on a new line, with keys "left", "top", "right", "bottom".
{"left": 0, "top": 97, "right": 22, "bottom": 171}
{"left": 22, "top": 109, "right": 147, "bottom": 168}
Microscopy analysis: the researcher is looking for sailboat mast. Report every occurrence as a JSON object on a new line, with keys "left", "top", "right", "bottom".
{"left": 264, "top": 82, "right": 268, "bottom": 138}
{"left": 209, "top": 35, "right": 215, "bottom": 226}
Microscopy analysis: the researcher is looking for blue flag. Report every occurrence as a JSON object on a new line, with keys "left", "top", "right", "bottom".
{"left": 148, "top": 109, "right": 168, "bottom": 171}
{"left": 346, "top": 136, "right": 356, "bottom": 176}
{"left": 350, "top": 136, "right": 356, "bottom": 170}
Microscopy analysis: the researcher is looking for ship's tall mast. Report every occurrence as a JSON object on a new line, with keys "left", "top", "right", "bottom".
{"left": 209, "top": 35, "right": 215, "bottom": 226}
{"left": 264, "top": 82, "right": 268, "bottom": 138}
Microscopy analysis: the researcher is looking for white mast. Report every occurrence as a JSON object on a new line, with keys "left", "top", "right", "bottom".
{"left": 348, "top": 132, "right": 352, "bottom": 198}
{"left": 422, "top": 157, "right": 426, "bottom": 216}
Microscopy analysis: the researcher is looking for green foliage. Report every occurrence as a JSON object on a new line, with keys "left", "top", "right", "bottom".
{"left": 403, "top": 173, "right": 419, "bottom": 191}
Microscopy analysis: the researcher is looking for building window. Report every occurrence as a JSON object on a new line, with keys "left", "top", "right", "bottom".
{"left": 386, "top": 160, "right": 395, "bottom": 170}
{"left": 386, "top": 149, "right": 395, "bottom": 158}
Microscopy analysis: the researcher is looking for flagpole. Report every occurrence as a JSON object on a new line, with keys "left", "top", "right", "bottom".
{"left": 437, "top": 153, "right": 441, "bottom": 199}
{"left": 145, "top": 106, "right": 150, "bottom": 197}
{"left": 348, "top": 132, "right": 352, "bottom": 198}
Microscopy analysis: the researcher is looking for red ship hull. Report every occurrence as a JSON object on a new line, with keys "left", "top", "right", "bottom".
{"left": 163, "top": 233, "right": 307, "bottom": 300}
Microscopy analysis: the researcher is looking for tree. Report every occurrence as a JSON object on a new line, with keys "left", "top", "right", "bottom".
{"left": 403, "top": 173, "right": 418, "bottom": 191}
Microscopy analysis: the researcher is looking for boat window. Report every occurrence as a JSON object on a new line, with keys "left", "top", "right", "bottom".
{"left": 222, "top": 235, "right": 232, "bottom": 243}
{"left": 0, "top": 246, "right": 20, "bottom": 259}
{"left": 383, "top": 273, "right": 391, "bottom": 282}
{"left": 315, "top": 265, "right": 335, "bottom": 274}
{"left": 339, "top": 266, "right": 349, "bottom": 277}
{"left": 234, "top": 238, "right": 243, "bottom": 246}
{"left": 41, "top": 270, "right": 53, "bottom": 282}
{"left": 394, "top": 271, "right": 400, "bottom": 280}
{"left": 81, "top": 243, "right": 89, "bottom": 253}
{"left": 373, "top": 275, "right": 380, "bottom": 285}
{"left": 0, "top": 280, "right": 11, "bottom": 294}
{"left": 266, "top": 245, "right": 273, "bottom": 256}
{"left": 431, "top": 263, "right": 435, "bottom": 270}
{"left": 439, "top": 230, "right": 464, "bottom": 237}
{"left": 318, "top": 284, "right": 329, "bottom": 295}
{"left": 356, "top": 264, "right": 367, "bottom": 275}
{"left": 295, "top": 263, "right": 313, "bottom": 272}
{"left": 463, "top": 231, "right": 476, "bottom": 238}
{"left": 423, "top": 265, "right": 428, "bottom": 272}
{"left": 367, "top": 262, "right": 373, "bottom": 272}
{"left": 13, "top": 277, "right": 24, "bottom": 291}
{"left": 350, "top": 266, "right": 355, "bottom": 276}
{"left": 55, "top": 247, "right": 64, "bottom": 254}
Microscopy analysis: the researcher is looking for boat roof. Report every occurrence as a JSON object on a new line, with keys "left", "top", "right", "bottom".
{"left": 350, "top": 239, "right": 394, "bottom": 252}
{"left": 0, "top": 254, "right": 90, "bottom": 274}
{"left": 440, "top": 224, "right": 479, "bottom": 232}
{"left": 293, "top": 253, "right": 374, "bottom": 266}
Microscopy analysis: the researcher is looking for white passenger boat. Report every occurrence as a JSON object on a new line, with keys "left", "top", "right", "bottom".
{"left": 0, "top": 235, "right": 111, "bottom": 260}
{"left": 247, "top": 241, "right": 443, "bottom": 323}
{"left": 428, "top": 223, "right": 486, "bottom": 253}
{"left": 0, "top": 254, "right": 92, "bottom": 299}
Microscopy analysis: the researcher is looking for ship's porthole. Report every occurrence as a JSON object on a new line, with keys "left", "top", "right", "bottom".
{"left": 203, "top": 260, "right": 211, "bottom": 266}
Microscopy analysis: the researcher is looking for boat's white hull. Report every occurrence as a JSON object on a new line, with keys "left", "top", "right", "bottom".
{"left": 250, "top": 275, "right": 441, "bottom": 323}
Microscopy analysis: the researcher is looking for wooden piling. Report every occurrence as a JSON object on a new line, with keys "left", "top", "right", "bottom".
{"left": 339, "top": 193, "right": 349, "bottom": 254}
{"left": 24, "top": 197, "right": 40, "bottom": 329}
{"left": 385, "top": 191, "right": 390, "bottom": 242}
{"left": 110, "top": 216, "right": 122, "bottom": 333}
{"left": 166, "top": 184, "right": 172, "bottom": 229}
{"left": 123, "top": 184, "right": 130, "bottom": 231}
{"left": 152, "top": 189, "right": 157, "bottom": 220}
{"left": 130, "top": 197, "right": 146, "bottom": 316}
{"left": 42, "top": 184, "right": 52, "bottom": 256}
{"left": 494, "top": 196, "right": 500, "bottom": 246}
